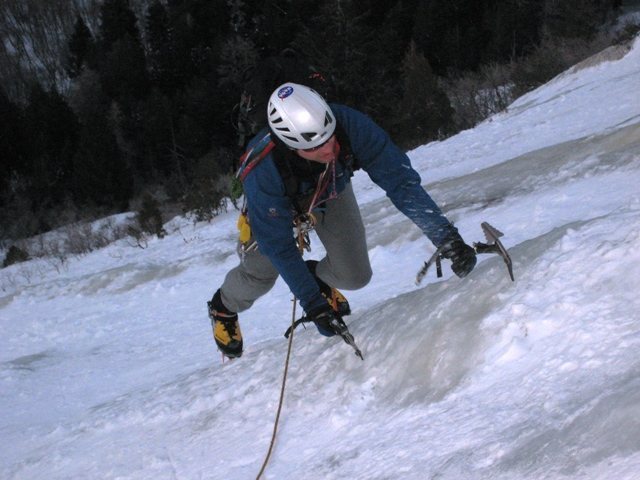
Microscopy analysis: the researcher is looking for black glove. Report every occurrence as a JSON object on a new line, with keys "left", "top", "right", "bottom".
{"left": 307, "top": 303, "right": 347, "bottom": 337}
{"left": 440, "top": 234, "right": 477, "bottom": 278}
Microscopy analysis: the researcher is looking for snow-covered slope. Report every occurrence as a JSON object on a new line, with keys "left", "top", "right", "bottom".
{"left": 2, "top": 37, "right": 640, "bottom": 480}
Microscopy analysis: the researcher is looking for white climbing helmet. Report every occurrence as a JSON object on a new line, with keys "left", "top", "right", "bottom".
{"left": 267, "top": 82, "right": 336, "bottom": 150}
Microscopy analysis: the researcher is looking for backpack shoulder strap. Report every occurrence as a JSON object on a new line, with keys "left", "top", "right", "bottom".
{"left": 272, "top": 145, "right": 306, "bottom": 214}
{"left": 236, "top": 131, "right": 276, "bottom": 182}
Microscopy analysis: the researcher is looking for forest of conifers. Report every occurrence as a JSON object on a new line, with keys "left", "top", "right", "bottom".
{"left": 0, "top": 0, "right": 631, "bottom": 241}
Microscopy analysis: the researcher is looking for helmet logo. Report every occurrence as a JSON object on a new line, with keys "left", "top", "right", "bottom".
{"left": 277, "top": 86, "right": 294, "bottom": 99}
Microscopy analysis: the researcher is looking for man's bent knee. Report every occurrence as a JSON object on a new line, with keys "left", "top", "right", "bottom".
{"left": 334, "top": 266, "right": 372, "bottom": 290}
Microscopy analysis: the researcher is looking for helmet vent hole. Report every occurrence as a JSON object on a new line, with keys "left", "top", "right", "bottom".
{"left": 302, "top": 132, "right": 316, "bottom": 142}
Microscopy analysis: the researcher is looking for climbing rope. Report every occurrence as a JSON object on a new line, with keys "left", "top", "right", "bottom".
{"left": 255, "top": 219, "right": 310, "bottom": 479}
{"left": 255, "top": 296, "right": 298, "bottom": 480}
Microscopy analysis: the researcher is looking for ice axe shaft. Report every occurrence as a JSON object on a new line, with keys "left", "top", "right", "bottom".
{"left": 415, "top": 244, "right": 446, "bottom": 285}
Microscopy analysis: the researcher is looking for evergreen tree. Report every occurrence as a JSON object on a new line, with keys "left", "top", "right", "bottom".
{"left": 67, "top": 16, "right": 96, "bottom": 78}
{"left": 22, "top": 85, "right": 80, "bottom": 207}
{"left": 68, "top": 69, "right": 133, "bottom": 209}
{"left": 96, "top": 0, "right": 148, "bottom": 104}
{"left": 396, "top": 42, "right": 453, "bottom": 148}
{"left": 73, "top": 116, "right": 133, "bottom": 209}
{"left": 482, "top": 0, "right": 543, "bottom": 63}
{"left": 146, "top": 0, "right": 182, "bottom": 94}
{"left": 351, "top": 0, "right": 407, "bottom": 28}
{"left": 371, "top": 0, "right": 420, "bottom": 133}
{"left": 218, "top": 0, "right": 259, "bottom": 87}
{"left": 99, "top": 0, "right": 141, "bottom": 50}
{"left": 100, "top": 35, "right": 149, "bottom": 103}
{"left": 140, "top": 88, "right": 175, "bottom": 178}
{"left": 93, "top": 0, "right": 150, "bottom": 196}
{"left": 0, "top": 88, "right": 25, "bottom": 194}
{"left": 217, "top": 35, "right": 259, "bottom": 88}
{"left": 294, "top": 0, "right": 379, "bottom": 112}
{"left": 162, "top": 1, "right": 196, "bottom": 85}
{"left": 413, "top": 0, "right": 489, "bottom": 74}
{"left": 174, "top": 0, "right": 228, "bottom": 79}
{"left": 249, "top": 0, "right": 318, "bottom": 56}
{"left": 543, "top": 0, "right": 619, "bottom": 39}
{"left": 174, "top": 77, "right": 221, "bottom": 159}
{"left": 380, "top": 0, "right": 420, "bottom": 62}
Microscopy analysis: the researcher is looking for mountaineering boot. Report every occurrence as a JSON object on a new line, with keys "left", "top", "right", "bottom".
{"left": 324, "top": 287, "right": 351, "bottom": 317}
{"left": 208, "top": 290, "right": 243, "bottom": 358}
{"left": 305, "top": 260, "right": 351, "bottom": 317}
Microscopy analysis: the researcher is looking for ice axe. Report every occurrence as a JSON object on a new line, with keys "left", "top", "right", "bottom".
{"left": 416, "top": 222, "right": 515, "bottom": 284}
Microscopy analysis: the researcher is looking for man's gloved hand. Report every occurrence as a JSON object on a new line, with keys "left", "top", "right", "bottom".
{"left": 306, "top": 303, "right": 347, "bottom": 337}
{"left": 440, "top": 234, "right": 477, "bottom": 278}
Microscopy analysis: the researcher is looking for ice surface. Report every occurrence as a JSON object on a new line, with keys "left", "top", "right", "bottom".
{"left": 2, "top": 37, "right": 640, "bottom": 480}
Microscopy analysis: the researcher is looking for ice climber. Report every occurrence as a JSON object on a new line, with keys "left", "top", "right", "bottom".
{"left": 208, "top": 83, "right": 477, "bottom": 359}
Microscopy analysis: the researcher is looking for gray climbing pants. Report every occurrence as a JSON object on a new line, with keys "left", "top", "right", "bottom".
{"left": 219, "top": 182, "right": 372, "bottom": 313}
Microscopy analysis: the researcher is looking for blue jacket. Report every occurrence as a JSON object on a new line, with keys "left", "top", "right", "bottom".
{"left": 243, "top": 104, "right": 457, "bottom": 313}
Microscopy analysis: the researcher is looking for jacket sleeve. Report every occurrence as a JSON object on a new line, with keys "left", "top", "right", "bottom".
{"left": 243, "top": 156, "right": 327, "bottom": 313}
{"left": 333, "top": 104, "right": 457, "bottom": 247}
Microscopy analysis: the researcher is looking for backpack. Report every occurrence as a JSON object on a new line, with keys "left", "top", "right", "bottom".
{"left": 232, "top": 49, "right": 333, "bottom": 148}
